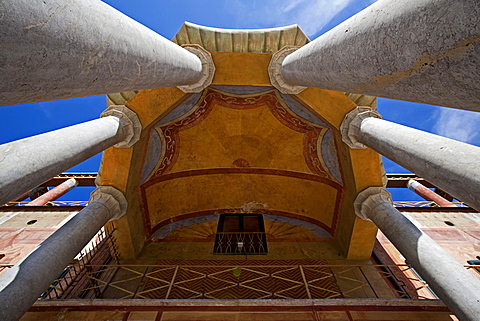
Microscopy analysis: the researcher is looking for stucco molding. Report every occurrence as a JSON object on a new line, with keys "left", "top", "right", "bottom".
{"left": 107, "top": 91, "right": 139, "bottom": 106}
{"left": 340, "top": 106, "right": 381, "bottom": 149}
{"left": 268, "top": 46, "right": 307, "bottom": 94}
{"left": 89, "top": 186, "right": 128, "bottom": 221}
{"left": 101, "top": 105, "right": 142, "bottom": 148}
{"left": 173, "top": 22, "right": 310, "bottom": 53}
{"left": 354, "top": 187, "right": 393, "bottom": 221}
{"left": 177, "top": 44, "right": 215, "bottom": 93}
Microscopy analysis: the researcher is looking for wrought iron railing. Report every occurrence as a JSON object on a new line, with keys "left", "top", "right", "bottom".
{"left": 40, "top": 263, "right": 450, "bottom": 300}
{"left": 4, "top": 201, "right": 88, "bottom": 206}
{"left": 3, "top": 200, "right": 469, "bottom": 207}
{"left": 213, "top": 232, "right": 268, "bottom": 254}
{"left": 39, "top": 226, "right": 119, "bottom": 300}
{"left": 393, "top": 201, "right": 467, "bottom": 207}
{"left": 0, "top": 265, "right": 13, "bottom": 274}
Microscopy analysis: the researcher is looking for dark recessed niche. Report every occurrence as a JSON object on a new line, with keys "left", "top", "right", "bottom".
{"left": 444, "top": 221, "right": 455, "bottom": 226}
{"left": 26, "top": 220, "right": 37, "bottom": 225}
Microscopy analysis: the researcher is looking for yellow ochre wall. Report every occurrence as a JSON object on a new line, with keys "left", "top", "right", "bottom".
{"left": 99, "top": 52, "right": 383, "bottom": 261}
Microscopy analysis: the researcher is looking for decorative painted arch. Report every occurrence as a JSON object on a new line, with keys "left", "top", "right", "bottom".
{"left": 140, "top": 86, "right": 344, "bottom": 184}
{"left": 150, "top": 209, "right": 334, "bottom": 242}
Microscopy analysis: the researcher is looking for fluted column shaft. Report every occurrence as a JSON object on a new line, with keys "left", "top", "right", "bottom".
{"left": 0, "top": 0, "right": 214, "bottom": 106}
{"left": 271, "top": 0, "right": 480, "bottom": 111}
{"left": 341, "top": 107, "right": 480, "bottom": 211}
{"left": 0, "top": 105, "right": 141, "bottom": 205}
{"left": 355, "top": 188, "right": 480, "bottom": 321}
{"left": 0, "top": 186, "right": 127, "bottom": 321}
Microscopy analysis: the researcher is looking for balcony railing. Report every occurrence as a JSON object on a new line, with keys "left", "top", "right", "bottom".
{"left": 3, "top": 200, "right": 469, "bottom": 208}
{"left": 214, "top": 232, "right": 268, "bottom": 254}
{"left": 3, "top": 201, "right": 88, "bottom": 206}
{"left": 0, "top": 265, "right": 13, "bottom": 274}
{"left": 39, "top": 226, "right": 119, "bottom": 300}
{"left": 39, "top": 263, "right": 449, "bottom": 301}
{"left": 393, "top": 201, "right": 467, "bottom": 207}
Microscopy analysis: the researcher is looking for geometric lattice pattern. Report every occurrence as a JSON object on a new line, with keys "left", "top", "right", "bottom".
{"left": 56, "top": 261, "right": 437, "bottom": 300}
{"left": 142, "top": 260, "right": 342, "bottom": 300}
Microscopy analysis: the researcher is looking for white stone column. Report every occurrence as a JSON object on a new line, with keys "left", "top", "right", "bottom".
{"left": 340, "top": 107, "right": 480, "bottom": 212}
{"left": 268, "top": 0, "right": 480, "bottom": 111}
{"left": 355, "top": 187, "right": 480, "bottom": 321}
{"left": 0, "top": 0, "right": 215, "bottom": 106}
{"left": 0, "top": 186, "right": 127, "bottom": 321}
{"left": 0, "top": 105, "right": 141, "bottom": 205}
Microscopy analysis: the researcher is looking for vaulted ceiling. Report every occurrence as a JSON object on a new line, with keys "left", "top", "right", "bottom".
{"left": 99, "top": 24, "right": 384, "bottom": 260}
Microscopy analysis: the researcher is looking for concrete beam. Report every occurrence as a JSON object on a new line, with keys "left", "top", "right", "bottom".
{"left": 40, "top": 173, "right": 97, "bottom": 187}
{"left": 0, "top": 0, "right": 214, "bottom": 106}
{"left": 386, "top": 174, "right": 435, "bottom": 189}
{"left": 0, "top": 105, "right": 140, "bottom": 205}
{"left": 341, "top": 107, "right": 480, "bottom": 211}
{"left": 355, "top": 187, "right": 480, "bottom": 321}
{"left": 272, "top": 0, "right": 480, "bottom": 111}
{"left": 0, "top": 186, "right": 127, "bottom": 321}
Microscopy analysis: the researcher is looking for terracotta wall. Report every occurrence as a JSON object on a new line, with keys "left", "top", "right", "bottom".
{"left": 377, "top": 208, "right": 480, "bottom": 280}
{"left": 0, "top": 207, "right": 81, "bottom": 274}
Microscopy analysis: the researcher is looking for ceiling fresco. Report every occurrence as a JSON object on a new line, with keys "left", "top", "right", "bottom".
{"left": 151, "top": 212, "right": 333, "bottom": 242}
{"left": 139, "top": 86, "right": 345, "bottom": 240}
{"left": 100, "top": 25, "right": 384, "bottom": 260}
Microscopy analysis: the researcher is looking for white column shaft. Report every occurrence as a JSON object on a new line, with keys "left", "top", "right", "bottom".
{"left": 0, "top": 0, "right": 205, "bottom": 106}
{"left": 355, "top": 188, "right": 480, "bottom": 321}
{"left": 0, "top": 187, "right": 127, "bottom": 321}
{"left": 278, "top": 0, "right": 480, "bottom": 111}
{"left": 1, "top": 116, "right": 123, "bottom": 205}
{"left": 358, "top": 117, "right": 480, "bottom": 211}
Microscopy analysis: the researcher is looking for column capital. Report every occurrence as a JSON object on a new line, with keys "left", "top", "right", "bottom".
{"left": 89, "top": 186, "right": 128, "bottom": 221}
{"left": 354, "top": 186, "right": 393, "bottom": 221}
{"left": 268, "top": 46, "right": 307, "bottom": 94}
{"left": 100, "top": 105, "right": 142, "bottom": 148}
{"left": 177, "top": 44, "right": 215, "bottom": 93}
{"left": 340, "top": 106, "right": 381, "bottom": 149}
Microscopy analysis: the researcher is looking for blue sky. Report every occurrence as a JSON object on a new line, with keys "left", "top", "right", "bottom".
{"left": 1, "top": 0, "right": 479, "bottom": 202}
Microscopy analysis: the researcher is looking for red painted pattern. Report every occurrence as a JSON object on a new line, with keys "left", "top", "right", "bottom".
{"left": 140, "top": 88, "right": 345, "bottom": 240}
{"left": 152, "top": 88, "right": 331, "bottom": 178}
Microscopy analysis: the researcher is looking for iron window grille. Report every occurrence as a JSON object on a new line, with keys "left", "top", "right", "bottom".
{"left": 213, "top": 214, "right": 267, "bottom": 254}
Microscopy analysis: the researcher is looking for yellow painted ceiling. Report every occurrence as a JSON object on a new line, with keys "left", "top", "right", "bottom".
{"left": 138, "top": 87, "right": 344, "bottom": 240}
{"left": 99, "top": 26, "right": 384, "bottom": 260}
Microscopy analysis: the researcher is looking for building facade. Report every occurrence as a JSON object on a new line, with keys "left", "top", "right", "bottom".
{"left": 0, "top": 0, "right": 479, "bottom": 320}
